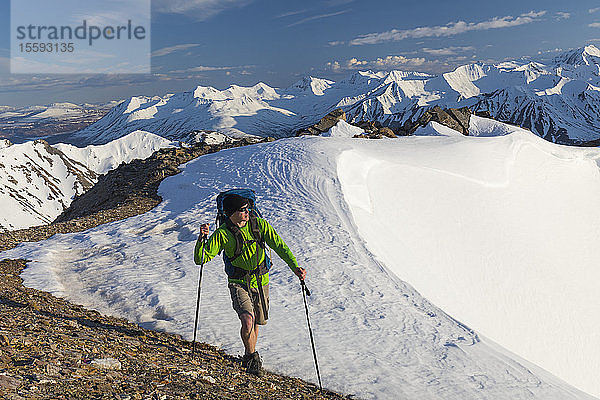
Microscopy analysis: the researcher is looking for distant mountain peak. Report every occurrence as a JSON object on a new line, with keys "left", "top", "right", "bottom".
{"left": 554, "top": 45, "right": 600, "bottom": 67}
{"left": 193, "top": 85, "right": 224, "bottom": 100}
{"left": 288, "top": 76, "right": 334, "bottom": 95}
{"left": 383, "top": 70, "right": 432, "bottom": 84}
{"left": 584, "top": 45, "right": 600, "bottom": 57}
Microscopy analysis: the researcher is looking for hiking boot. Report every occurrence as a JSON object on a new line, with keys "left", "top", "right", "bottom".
{"left": 245, "top": 351, "right": 263, "bottom": 377}
{"left": 241, "top": 353, "right": 253, "bottom": 369}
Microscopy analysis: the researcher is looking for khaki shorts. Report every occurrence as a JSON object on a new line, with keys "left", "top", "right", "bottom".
{"left": 229, "top": 282, "right": 270, "bottom": 325}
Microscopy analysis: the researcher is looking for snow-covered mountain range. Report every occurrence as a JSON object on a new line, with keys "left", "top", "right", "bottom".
{"left": 0, "top": 131, "right": 175, "bottom": 230}
{"left": 67, "top": 45, "right": 600, "bottom": 146}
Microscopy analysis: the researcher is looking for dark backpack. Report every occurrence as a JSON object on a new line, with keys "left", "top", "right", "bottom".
{"left": 215, "top": 189, "right": 270, "bottom": 279}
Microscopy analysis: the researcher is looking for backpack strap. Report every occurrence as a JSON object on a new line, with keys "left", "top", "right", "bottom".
{"left": 224, "top": 219, "right": 245, "bottom": 260}
{"left": 248, "top": 215, "right": 265, "bottom": 250}
{"left": 224, "top": 216, "right": 269, "bottom": 321}
{"left": 249, "top": 216, "right": 268, "bottom": 321}
{"left": 224, "top": 215, "right": 265, "bottom": 261}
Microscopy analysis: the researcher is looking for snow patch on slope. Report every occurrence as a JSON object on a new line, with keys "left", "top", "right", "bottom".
{"left": 55, "top": 130, "right": 176, "bottom": 174}
{"left": 413, "top": 121, "right": 465, "bottom": 136}
{"left": 0, "top": 131, "right": 175, "bottom": 230}
{"left": 0, "top": 140, "right": 95, "bottom": 230}
{"left": 322, "top": 120, "right": 364, "bottom": 137}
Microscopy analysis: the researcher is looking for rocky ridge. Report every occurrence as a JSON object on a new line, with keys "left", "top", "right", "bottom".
{"left": 297, "top": 106, "right": 472, "bottom": 139}
{"left": 0, "top": 137, "right": 347, "bottom": 399}
{"left": 0, "top": 259, "right": 343, "bottom": 399}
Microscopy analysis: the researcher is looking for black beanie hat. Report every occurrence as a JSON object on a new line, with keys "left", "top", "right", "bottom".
{"left": 223, "top": 194, "right": 250, "bottom": 217}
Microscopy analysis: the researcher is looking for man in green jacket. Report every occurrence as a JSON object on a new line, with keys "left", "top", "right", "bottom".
{"left": 195, "top": 194, "right": 306, "bottom": 376}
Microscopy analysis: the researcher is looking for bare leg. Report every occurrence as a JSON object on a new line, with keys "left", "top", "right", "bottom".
{"left": 240, "top": 312, "right": 259, "bottom": 354}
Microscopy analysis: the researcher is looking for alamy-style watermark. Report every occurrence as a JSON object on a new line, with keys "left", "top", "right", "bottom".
{"left": 11, "top": 0, "right": 150, "bottom": 74}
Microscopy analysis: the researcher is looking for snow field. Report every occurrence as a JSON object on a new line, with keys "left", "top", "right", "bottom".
{"left": 338, "top": 128, "right": 600, "bottom": 398}
{"left": 1, "top": 120, "right": 598, "bottom": 399}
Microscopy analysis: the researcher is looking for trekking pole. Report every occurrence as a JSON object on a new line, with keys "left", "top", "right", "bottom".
{"left": 192, "top": 235, "right": 207, "bottom": 358}
{"left": 301, "top": 280, "right": 322, "bottom": 391}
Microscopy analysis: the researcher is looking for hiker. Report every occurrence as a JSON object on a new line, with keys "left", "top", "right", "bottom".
{"left": 194, "top": 192, "right": 307, "bottom": 377}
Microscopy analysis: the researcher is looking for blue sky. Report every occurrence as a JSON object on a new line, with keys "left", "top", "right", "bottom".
{"left": 2, "top": 0, "right": 600, "bottom": 106}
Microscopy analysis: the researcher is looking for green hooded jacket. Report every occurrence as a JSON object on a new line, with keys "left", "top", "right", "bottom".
{"left": 194, "top": 217, "right": 298, "bottom": 288}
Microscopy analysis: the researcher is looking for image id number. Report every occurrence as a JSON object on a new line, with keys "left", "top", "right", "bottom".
{"left": 19, "top": 42, "right": 74, "bottom": 53}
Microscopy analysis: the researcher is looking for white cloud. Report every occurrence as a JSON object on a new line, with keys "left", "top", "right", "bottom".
{"left": 0, "top": 73, "right": 163, "bottom": 94}
{"left": 350, "top": 11, "right": 547, "bottom": 45}
{"left": 327, "top": 55, "right": 438, "bottom": 72}
{"left": 590, "top": 8, "right": 600, "bottom": 14}
{"left": 422, "top": 46, "right": 475, "bottom": 56}
{"left": 274, "top": 9, "right": 307, "bottom": 19}
{"left": 555, "top": 12, "right": 571, "bottom": 20}
{"left": 537, "top": 48, "right": 565, "bottom": 55}
{"left": 288, "top": 10, "right": 349, "bottom": 27}
{"left": 590, "top": 23, "right": 600, "bottom": 28}
{"left": 168, "top": 64, "right": 253, "bottom": 74}
{"left": 189, "top": 65, "right": 236, "bottom": 72}
{"left": 374, "top": 55, "right": 427, "bottom": 68}
{"left": 70, "top": 1, "right": 151, "bottom": 26}
{"left": 152, "top": 44, "right": 201, "bottom": 57}
{"left": 73, "top": 11, "right": 144, "bottom": 27}
{"left": 154, "top": 0, "right": 251, "bottom": 21}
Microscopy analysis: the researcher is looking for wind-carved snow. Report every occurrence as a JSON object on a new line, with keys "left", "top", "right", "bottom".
{"left": 413, "top": 121, "right": 465, "bottom": 137}
{"left": 322, "top": 120, "right": 364, "bottom": 137}
{"left": 2, "top": 119, "right": 598, "bottom": 399}
{"left": 338, "top": 124, "right": 600, "bottom": 398}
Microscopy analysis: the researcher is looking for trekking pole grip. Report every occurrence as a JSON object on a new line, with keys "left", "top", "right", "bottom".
{"left": 301, "top": 280, "right": 311, "bottom": 296}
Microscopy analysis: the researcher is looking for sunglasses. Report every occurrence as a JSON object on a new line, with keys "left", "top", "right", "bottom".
{"left": 237, "top": 206, "right": 250, "bottom": 213}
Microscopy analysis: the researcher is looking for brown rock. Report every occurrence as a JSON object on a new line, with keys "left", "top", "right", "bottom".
{"left": 45, "top": 364, "right": 61, "bottom": 376}
{"left": 0, "top": 374, "right": 22, "bottom": 391}
{"left": 296, "top": 109, "right": 349, "bottom": 136}
{"left": 355, "top": 120, "right": 377, "bottom": 133}
{"left": 353, "top": 133, "right": 383, "bottom": 139}
{"left": 405, "top": 106, "right": 472, "bottom": 135}
{"left": 377, "top": 127, "right": 396, "bottom": 138}
{"left": 313, "top": 108, "right": 346, "bottom": 132}
{"left": 296, "top": 126, "right": 322, "bottom": 136}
